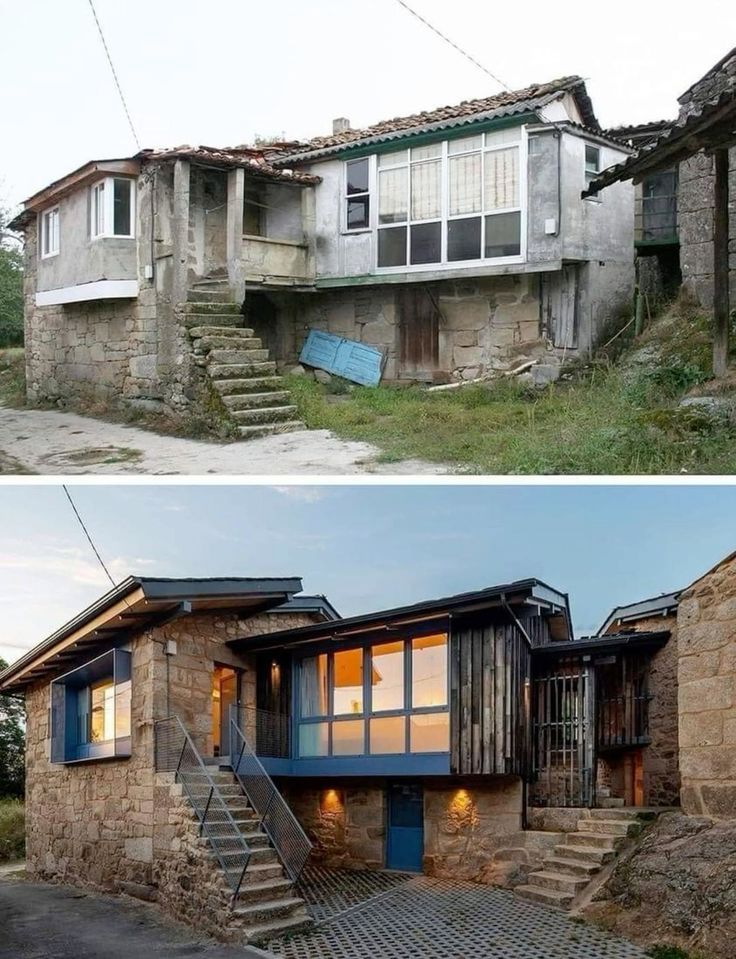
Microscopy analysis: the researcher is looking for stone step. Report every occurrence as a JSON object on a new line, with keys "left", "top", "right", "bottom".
{"left": 554, "top": 843, "right": 614, "bottom": 865}
{"left": 596, "top": 797, "right": 626, "bottom": 809}
{"left": 188, "top": 326, "right": 256, "bottom": 339}
{"left": 208, "top": 349, "right": 271, "bottom": 365}
{"left": 222, "top": 391, "right": 292, "bottom": 411}
{"left": 242, "top": 911, "right": 312, "bottom": 946}
{"left": 589, "top": 807, "right": 657, "bottom": 821}
{"left": 230, "top": 862, "right": 285, "bottom": 885}
{"left": 230, "top": 406, "right": 299, "bottom": 426}
{"left": 213, "top": 376, "right": 285, "bottom": 396}
{"left": 195, "top": 336, "right": 263, "bottom": 352}
{"left": 209, "top": 362, "right": 277, "bottom": 379}
{"left": 237, "top": 421, "right": 305, "bottom": 440}
{"left": 578, "top": 818, "right": 641, "bottom": 838}
{"left": 187, "top": 289, "right": 233, "bottom": 303}
{"left": 217, "top": 784, "right": 245, "bottom": 797}
{"left": 515, "top": 885, "right": 574, "bottom": 909}
{"left": 215, "top": 846, "right": 278, "bottom": 865}
{"left": 526, "top": 870, "right": 589, "bottom": 895}
{"left": 225, "top": 802, "right": 258, "bottom": 816}
{"left": 567, "top": 829, "right": 621, "bottom": 851}
{"left": 183, "top": 302, "right": 242, "bottom": 315}
{"left": 233, "top": 895, "right": 307, "bottom": 925}
{"left": 183, "top": 314, "right": 244, "bottom": 330}
{"left": 235, "top": 876, "right": 296, "bottom": 903}
{"left": 542, "top": 856, "right": 601, "bottom": 878}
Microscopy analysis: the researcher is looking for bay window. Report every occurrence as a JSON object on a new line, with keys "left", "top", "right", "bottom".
{"left": 297, "top": 633, "right": 449, "bottom": 758}
{"left": 90, "top": 177, "right": 136, "bottom": 239}
{"left": 373, "top": 125, "right": 524, "bottom": 269}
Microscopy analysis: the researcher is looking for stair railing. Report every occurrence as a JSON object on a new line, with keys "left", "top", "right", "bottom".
{"left": 154, "top": 716, "right": 252, "bottom": 904}
{"left": 229, "top": 706, "right": 312, "bottom": 882}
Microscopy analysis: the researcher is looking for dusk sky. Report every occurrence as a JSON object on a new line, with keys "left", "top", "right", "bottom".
{"left": 2, "top": 483, "right": 735, "bottom": 667}
{"left": 2, "top": 0, "right": 734, "bottom": 210}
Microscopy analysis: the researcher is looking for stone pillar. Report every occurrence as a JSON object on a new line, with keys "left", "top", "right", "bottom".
{"left": 301, "top": 185, "right": 316, "bottom": 280}
{"left": 227, "top": 167, "right": 245, "bottom": 305}
{"left": 172, "top": 160, "right": 191, "bottom": 309}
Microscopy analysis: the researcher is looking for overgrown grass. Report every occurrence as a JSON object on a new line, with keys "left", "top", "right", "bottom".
{"left": 646, "top": 946, "right": 701, "bottom": 959}
{"left": 0, "top": 800, "right": 24, "bottom": 862}
{"left": 0, "top": 348, "right": 26, "bottom": 408}
{"left": 287, "top": 306, "right": 736, "bottom": 475}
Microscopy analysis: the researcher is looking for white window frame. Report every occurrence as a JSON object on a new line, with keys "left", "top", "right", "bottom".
{"left": 39, "top": 206, "right": 60, "bottom": 259}
{"left": 365, "top": 125, "right": 528, "bottom": 275}
{"left": 584, "top": 144, "right": 603, "bottom": 202}
{"left": 343, "top": 158, "right": 371, "bottom": 234}
{"left": 90, "top": 176, "right": 136, "bottom": 240}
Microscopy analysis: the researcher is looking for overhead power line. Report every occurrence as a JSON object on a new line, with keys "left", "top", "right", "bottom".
{"left": 394, "top": 0, "right": 512, "bottom": 92}
{"left": 62, "top": 485, "right": 118, "bottom": 591}
{"left": 85, "top": 0, "right": 141, "bottom": 149}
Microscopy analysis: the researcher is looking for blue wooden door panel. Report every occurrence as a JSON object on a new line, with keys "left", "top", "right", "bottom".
{"left": 299, "top": 330, "right": 383, "bottom": 386}
{"left": 386, "top": 783, "right": 424, "bottom": 872}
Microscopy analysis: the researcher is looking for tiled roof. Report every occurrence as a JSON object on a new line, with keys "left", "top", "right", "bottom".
{"left": 140, "top": 145, "right": 321, "bottom": 185}
{"left": 271, "top": 76, "right": 598, "bottom": 163}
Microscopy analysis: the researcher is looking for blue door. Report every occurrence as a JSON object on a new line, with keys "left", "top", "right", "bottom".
{"left": 386, "top": 783, "right": 424, "bottom": 872}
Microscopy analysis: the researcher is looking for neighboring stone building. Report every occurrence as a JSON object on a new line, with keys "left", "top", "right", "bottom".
{"left": 10, "top": 75, "right": 635, "bottom": 433}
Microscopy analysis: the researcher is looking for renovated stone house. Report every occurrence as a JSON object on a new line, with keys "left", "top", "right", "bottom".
{"left": 10, "top": 75, "right": 634, "bottom": 436}
{"left": 3, "top": 561, "right": 719, "bottom": 941}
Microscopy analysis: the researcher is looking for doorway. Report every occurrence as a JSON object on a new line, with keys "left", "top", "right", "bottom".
{"left": 397, "top": 288, "right": 441, "bottom": 381}
{"left": 386, "top": 782, "right": 424, "bottom": 872}
{"left": 211, "top": 665, "right": 239, "bottom": 759}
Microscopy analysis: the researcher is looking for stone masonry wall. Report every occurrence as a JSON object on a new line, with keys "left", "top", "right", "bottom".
{"left": 677, "top": 552, "right": 736, "bottom": 818}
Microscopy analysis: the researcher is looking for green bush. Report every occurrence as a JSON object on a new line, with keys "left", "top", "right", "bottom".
{"left": 0, "top": 214, "right": 23, "bottom": 348}
{"left": 646, "top": 945, "right": 696, "bottom": 959}
{"left": 0, "top": 800, "right": 24, "bottom": 862}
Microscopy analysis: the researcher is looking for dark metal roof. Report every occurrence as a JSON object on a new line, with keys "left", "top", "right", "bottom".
{"left": 270, "top": 595, "right": 341, "bottom": 622}
{"left": 597, "top": 590, "right": 681, "bottom": 636}
{"left": 229, "top": 578, "right": 573, "bottom": 651}
{"left": 271, "top": 77, "right": 599, "bottom": 165}
{"left": 533, "top": 630, "right": 671, "bottom": 657}
{"left": 0, "top": 576, "right": 303, "bottom": 692}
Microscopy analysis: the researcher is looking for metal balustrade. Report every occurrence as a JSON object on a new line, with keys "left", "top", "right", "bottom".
{"left": 154, "top": 716, "right": 252, "bottom": 904}
{"left": 230, "top": 706, "right": 312, "bottom": 881}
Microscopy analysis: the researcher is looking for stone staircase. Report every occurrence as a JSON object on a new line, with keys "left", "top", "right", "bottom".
{"left": 172, "top": 768, "right": 311, "bottom": 944}
{"left": 184, "top": 279, "right": 304, "bottom": 439}
{"left": 516, "top": 808, "right": 654, "bottom": 911}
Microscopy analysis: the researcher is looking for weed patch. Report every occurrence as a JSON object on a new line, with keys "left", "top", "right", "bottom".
{"left": 0, "top": 800, "right": 24, "bottom": 862}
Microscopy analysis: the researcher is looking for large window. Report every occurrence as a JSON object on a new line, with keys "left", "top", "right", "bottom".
{"left": 373, "top": 126, "right": 523, "bottom": 269}
{"left": 90, "top": 177, "right": 136, "bottom": 239}
{"left": 50, "top": 648, "right": 132, "bottom": 764}
{"left": 40, "top": 207, "right": 60, "bottom": 258}
{"left": 297, "top": 634, "right": 449, "bottom": 758}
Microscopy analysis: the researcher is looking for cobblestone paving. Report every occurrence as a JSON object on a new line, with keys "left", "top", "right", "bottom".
{"left": 267, "top": 873, "right": 646, "bottom": 959}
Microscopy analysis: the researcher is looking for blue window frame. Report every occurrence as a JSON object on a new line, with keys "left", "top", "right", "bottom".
{"left": 295, "top": 634, "right": 449, "bottom": 759}
{"left": 50, "top": 648, "right": 132, "bottom": 763}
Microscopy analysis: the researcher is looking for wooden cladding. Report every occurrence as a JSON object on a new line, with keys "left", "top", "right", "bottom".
{"left": 449, "top": 621, "right": 531, "bottom": 777}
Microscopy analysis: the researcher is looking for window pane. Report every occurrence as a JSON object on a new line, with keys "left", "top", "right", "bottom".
{"left": 332, "top": 719, "right": 364, "bottom": 755}
{"left": 449, "top": 135, "right": 482, "bottom": 155}
{"left": 378, "top": 226, "right": 407, "bottom": 267}
{"left": 410, "top": 222, "right": 441, "bottom": 265}
{"left": 347, "top": 197, "right": 370, "bottom": 230}
{"left": 412, "top": 634, "right": 448, "bottom": 708}
{"left": 371, "top": 642, "right": 404, "bottom": 711}
{"left": 115, "top": 680, "right": 131, "bottom": 739}
{"left": 447, "top": 217, "right": 481, "bottom": 262}
{"left": 378, "top": 150, "right": 408, "bottom": 167}
{"left": 410, "top": 712, "right": 449, "bottom": 752}
{"left": 411, "top": 143, "right": 441, "bottom": 161}
{"left": 484, "top": 147, "right": 519, "bottom": 210}
{"left": 300, "top": 654, "right": 328, "bottom": 717}
{"left": 299, "top": 722, "right": 329, "bottom": 757}
{"left": 379, "top": 167, "right": 408, "bottom": 224}
{"left": 113, "top": 179, "right": 132, "bottom": 235}
{"left": 485, "top": 126, "right": 522, "bottom": 149}
{"left": 90, "top": 680, "right": 115, "bottom": 743}
{"left": 370, "top": 716, "right": 406, "bottom": 754}
{"left": 449, "top": 153, "right": 482, "bottom": 216}
{"left": 346, "top": 158, "right": 370, "bottom": 195}
{"left": 411, "top": 160, "right": 441, "bottom": 221}
{"left": 94, "top": 183, "right": 105, "bottom": 236}
{"left": 585, "top": 145, "right": 600, "bottom": 174}
{"left": 333, "top": 648, "right": 363, "bottom": 715}
{"left": 485, "top": 212, "right": 521, "bottom": 258}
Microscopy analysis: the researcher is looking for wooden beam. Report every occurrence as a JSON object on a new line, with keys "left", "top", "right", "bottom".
{"left": 713, "top": 148, "right": 731, "bottom": 378}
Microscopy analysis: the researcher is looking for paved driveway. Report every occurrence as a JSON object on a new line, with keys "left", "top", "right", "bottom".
{"left": 0, "top": 406, "right": 444, "bottom": 475}
{"left": 0, "top": 877, "right": 260, "bottom": 959}
{"left": 265, "top": 867, "right": 646, "bottom": 959}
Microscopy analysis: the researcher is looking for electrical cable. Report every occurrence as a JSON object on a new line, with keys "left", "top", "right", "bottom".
{"left": 85, "top": 0, "right": 141, "bottom": 150}
{"left": 62, "top": 485, "right": 118, "bottom": 591}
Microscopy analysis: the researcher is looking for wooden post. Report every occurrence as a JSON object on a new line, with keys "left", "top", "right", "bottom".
{"left": 713, "top": 148, "right": 730, "bottom": 377}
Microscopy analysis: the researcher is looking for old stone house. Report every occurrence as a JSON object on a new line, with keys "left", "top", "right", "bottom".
{"left": 9, "top": 75, "right": 634, "bottom": 436}
{"left": 3, "top": 556, "right": 728, "bottom": 942}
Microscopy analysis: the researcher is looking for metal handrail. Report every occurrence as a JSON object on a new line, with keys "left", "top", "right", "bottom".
{"left": 154, "top": 716, "right": 252, "bottom": 904}
{"left": 229, "top": 705, "right": 312, "bottom": 882}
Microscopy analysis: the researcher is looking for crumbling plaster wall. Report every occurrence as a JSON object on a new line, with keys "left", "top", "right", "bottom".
{"left": 677, "top": 552, "right": 736, "bottom": 819}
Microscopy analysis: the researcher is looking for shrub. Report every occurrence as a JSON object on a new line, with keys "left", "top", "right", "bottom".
{"left": 0, "top": 800, "right": 24, "bottom": 862}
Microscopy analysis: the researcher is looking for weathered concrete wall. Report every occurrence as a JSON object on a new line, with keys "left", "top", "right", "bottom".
{"left": 677, "top": 552, "right": 736, "bottom": 818}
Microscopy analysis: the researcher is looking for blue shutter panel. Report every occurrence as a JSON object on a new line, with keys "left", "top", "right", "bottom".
{"left": 300, "top": 330, "right": 384, "bottom": 386}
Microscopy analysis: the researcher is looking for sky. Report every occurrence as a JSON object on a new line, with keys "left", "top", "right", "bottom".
{"left": 1, "top": 483, "right": 736, "bottom": 667}
{"left": 1, "top": 0, "right": 734, "bottom": 211}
